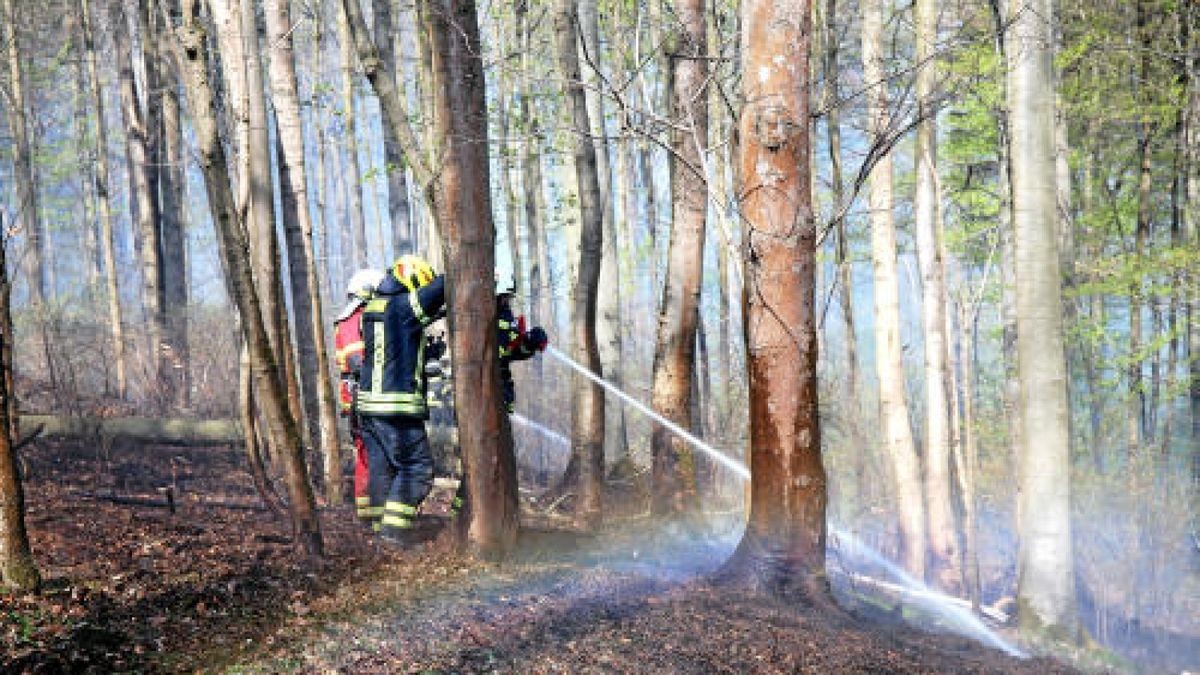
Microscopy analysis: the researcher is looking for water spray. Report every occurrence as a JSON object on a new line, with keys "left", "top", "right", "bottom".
{"left": 511, "top": 413, "right": 571, "bottom": 449}
{"left": 539, "top": 345, "right": 1026, "bottom": 658}
{"left": 545, "top": 346, "right": 750, "bottom": 480}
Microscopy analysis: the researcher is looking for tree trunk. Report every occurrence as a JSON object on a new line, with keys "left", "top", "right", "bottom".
{"left": 580, "top": 0, "right": 628, "bottom": 471}
{"left": 155, "top": 4, "right": 190, "bottom": 411}
{"left": 650, "top": 0, "right": 707, "bottom": 519}
{"left": 862, "top": 0, "right": 925, "bottom": 579}
{"left": 80, "top": 0, "right": 129, "bottom": 400}
{"left": 1006, "top": 0, "right": 1079, "bottom": 642}
{"left": 721, "top": 0, "right": 828, "bottom": 600}
{"left": 555, "top": 0, "right": 606, "bottom": 530}
{"left": 132, "top": 1, "right": 169, "bottom": 401}
{"left": 822, "top": 0, "right": 860, "bottom": 459}
{"left": 4, "top": 0, "right": 47, "bottom": 305}
{"left": 172, "top": 1, "right": 322, "bottom": 556}
{"left": 0, "top": 208, "right": 40, "bottom": 593}
{"left": 371, "top": 0, "right": 414, "bottom": 257}
{"left": 337, "top": 1, "right": 370, "bottom": 270}
{"left": 264, "top": 0, "right": 344, "bottom": 505}
{"left": 913, "top": 0, "right": 959, "bottom": 592}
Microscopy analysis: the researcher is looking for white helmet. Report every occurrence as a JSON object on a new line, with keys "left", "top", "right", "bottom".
{"left": 346, "top": 268, "right": 385, "bottom": 299}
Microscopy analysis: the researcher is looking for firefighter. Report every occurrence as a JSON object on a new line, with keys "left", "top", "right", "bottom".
{"left": 333, "top": 268, "right": 384, "bottom": 522}
{"left": 357, "top": 255, "right": 445, "bottom": 542}
{"left": 448, "top": 280, "right": 548, "bottom": 520}
{"left": 496, "top": 281, "right": 549, "bottom": 414}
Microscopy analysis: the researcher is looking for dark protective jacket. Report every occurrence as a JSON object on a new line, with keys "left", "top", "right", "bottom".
{"left": 357, "top": 275, "right": 445, "bottom": 418}
{"left": 497, "top": 303, "right": 538, "bottom": 411}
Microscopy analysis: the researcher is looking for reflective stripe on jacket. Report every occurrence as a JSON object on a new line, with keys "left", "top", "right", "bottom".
{"left": 357, "top": 276, "right": 445, "bottom": 418}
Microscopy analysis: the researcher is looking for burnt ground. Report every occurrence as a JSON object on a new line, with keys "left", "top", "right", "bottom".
{"left": 3, "top": 438, "right": 1089, "bottom": 674}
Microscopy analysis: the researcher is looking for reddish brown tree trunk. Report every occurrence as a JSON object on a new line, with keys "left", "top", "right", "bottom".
{"left": 721, "top": 0, "right": 828, "bottom": 599}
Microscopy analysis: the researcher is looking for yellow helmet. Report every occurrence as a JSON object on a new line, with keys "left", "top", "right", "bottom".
{"left": 391, "top": 254, "right": 436, "bottom": 293}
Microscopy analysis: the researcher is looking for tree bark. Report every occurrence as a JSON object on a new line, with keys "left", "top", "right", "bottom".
{"left": 264, "top": 0, "right": 344, "bottom": 505}
{"left": 555, "top": 0, "right": 606, "bottom": 530}
{"left": 862, "top": 0, "right": 925, "bottom": 579}
{"left": 0, "top": 208, "right": 40, "bottom": 593}
{"left": 721, "top": 0, "right": 828, "bottom": 600}
{"left": 913, "top": 0, "right": 959, "bottom": 592}
{"left": 580, "top": 0, "right": 628, "bottom": 470}
{"left": 172, "top": 0, "right": 322, "bottom": 556}
{"left": 336, "top": 1, "right": 370, "bottom": 270}
{"left": 650, "top": 0, "right": 707, "bottom": 519}
{"left": 1006, "top": 0, "right": 1079, "bottom": 642}
{"left": 4, "top": 0, "right": 48, "bottom": 305}
{"left": 80, "top": 0, "right": 129, "bottom": 400}
{"left": 372, "top": 0, "right": 415, "bottom": 257}
{"left": 156, "top": 4, "right": 190, "bottom": 411}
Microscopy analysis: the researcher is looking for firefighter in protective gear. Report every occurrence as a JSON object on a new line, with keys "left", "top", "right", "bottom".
{"left": 496, "top": 281, "right": 549, "bottom": 414}
{"left": 449, "top": 279, "right": 548, "bottom": 520}
{"left": 357, "top": 255, "right": 445, "bottom": 541}
{"left": 334, "top": 268, "right": 385, "bottom": 522}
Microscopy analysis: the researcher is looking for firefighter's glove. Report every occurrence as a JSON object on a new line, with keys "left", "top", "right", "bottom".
{"left": 525, "top": 326, "right": 548, "bottom": 352}
{"left": 425, "top": 333, "right": 447, "bottom": 361}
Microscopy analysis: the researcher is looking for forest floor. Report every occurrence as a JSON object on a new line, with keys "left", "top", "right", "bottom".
{"left": 4, "top": 438, "right": 1094, "bottom": 674}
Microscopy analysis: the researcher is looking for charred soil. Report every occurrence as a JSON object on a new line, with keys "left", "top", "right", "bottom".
{"left": 3, "top": 438, "right": 1079, "bottom": 673}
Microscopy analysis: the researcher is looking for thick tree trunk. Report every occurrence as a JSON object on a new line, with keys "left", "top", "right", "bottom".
{"left": 650, "top": 0, "right": 707, "bottom": 518}
{"left": 721, "top": 0, "right": 828, "bottom": 600}
{"left": 862, "top": 0, "right": 925, "bottom": 579}
{"left": 913, "top": 0, "right": 959, "bottom": 592}
{"left": 424, "top": 0, "right": 519, "bottom": 556}
{"left": 0, "top": 210, "right": 39, "bottom": 593}
{"left": 173, "top": 1, "right": 322, "bottom": 556}
{"left": 80, "top": 0, "right": 129, "bottom": 400}
{"left": 1006, "top": 0, "right": 1079, "bottom": 642}
{"left": 555, "top": 0, "right": 606, "bottom": 530}
{"left": 264, "top": 0, "right": 344, "bottom": 505}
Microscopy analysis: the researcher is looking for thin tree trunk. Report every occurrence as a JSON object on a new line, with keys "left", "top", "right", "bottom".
{"left": 172, "top": 0, "right": 323, "bottom": 556}
{"left": 240, "top": 340, "right": 285, "bottom": 517}
{"left": 580, "top": 0, "right": 627, "bottom": 470}
{"left": 722, "top": 0, "right": 828, "bottom": 601}
{"left": 264, "top": 0, "right": 344, "bottom": 505}
{"left": 80, "top": 0, "right": 129, "bottom": 400}
{"left": 555, "top": 0, "right": 606, "bottom": 530}
{"left": 863, "top": 0, "right": 925, "bottom": 579}
{"left": 337, "top": 1, "right": 370, "bottom": 270}
{"left": 136, "top": 0, "right": 169, "bottom": 401}
{"left": 158, "top": 10, "right": 190, "bottom": 411}
{"left": 823, "top": 0, "right": 860, "bottom": 460}
{"left": 650, "top": 0, "right": 707, "bottom": 518}
{"left": 1006, "top": 0, "right": 1079, "bottom": 641}
{"left": 4, "top": 0, "right": 47, "bottom": 305}
{"left": 0, "top": 206, "right": 39, "bottom": 592}
{"left": 372, "top": 0, "right": 414, "bottom": 256}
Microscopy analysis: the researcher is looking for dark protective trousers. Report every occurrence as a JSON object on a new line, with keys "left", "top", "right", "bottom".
{"left": 360, "top": 416, "right": 434, "bottom": 536}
